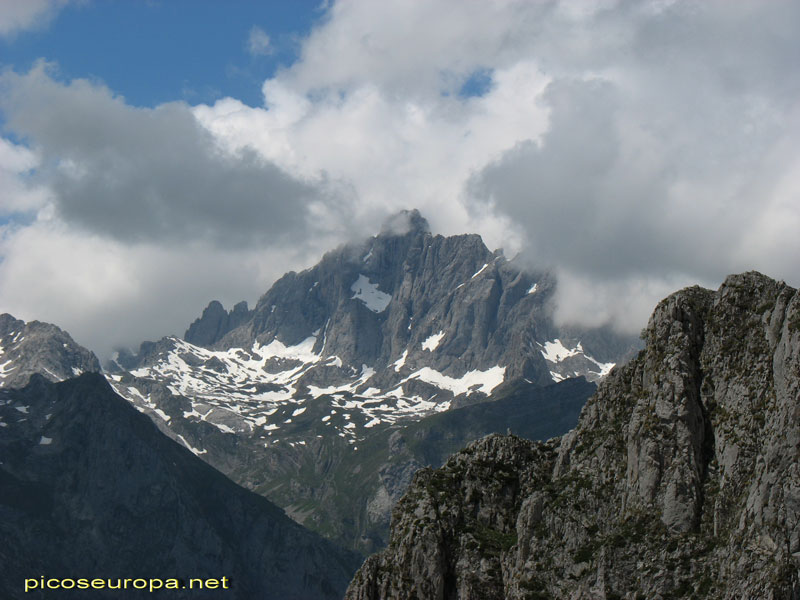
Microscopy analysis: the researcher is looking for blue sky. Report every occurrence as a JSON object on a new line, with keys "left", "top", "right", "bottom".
{"left": 1, "top": 1, "right": 799, "bottom": 358}
{"left": 0, "top": 0, "right": 322, "bottom": 108}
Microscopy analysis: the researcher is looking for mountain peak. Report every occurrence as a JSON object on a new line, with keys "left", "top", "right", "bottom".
{"left": 184, "top": 299, "right": 250, "bottom": 346}
{"left": 0, "top": 313, "right": 101, "bottom": 388}
{"left": 379, "top": 209, "right": 430, "bottom": 236}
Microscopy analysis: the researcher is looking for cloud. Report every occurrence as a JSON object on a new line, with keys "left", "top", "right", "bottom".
{"left": 0, "top": 219, "right": 313, "bottom": 359}
{"left": 0, "top": 0, "right": 71, "bottom": 37}
{"left": 465, "top": 0, "right": 800, "bottom": 327}
{"left": 2, "top": 0, "right": 800, "bottom": 356}
{"left": 192, "top": 0, "right": 800, "bottom": 335}
{"left": 551, "top": 270, "right": 693, "bottom": 336}
{"left": 193, "top": 59, "right": 551, "bottom": 250}
{"left": 0, "top": 62, "right": 335, "bottom": 248}
{"left": 0, "top": 64, "right": 350, "bottom": 358}
{"left": 247, "top": 25, "right": 272, "bottom": 56}
{"left": 0, "top": 136, "right": 49, "bottom": 216}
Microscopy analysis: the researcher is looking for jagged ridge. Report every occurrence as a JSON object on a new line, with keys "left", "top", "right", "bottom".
{"left": 0, "top": 314, "right": 100, "bottom": 388}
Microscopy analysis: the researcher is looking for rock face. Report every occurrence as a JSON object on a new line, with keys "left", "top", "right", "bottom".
{"left": 0, "top": 372, "right": 359, "bottom": 600}
{"left": 184, "top": 300, "right": 250, "bottom": 347}
{"left": 0, "top": 314, "right": 101, "bottom": 388}
{"left": 346, "top": 272, "right": 800, "bottom": 599}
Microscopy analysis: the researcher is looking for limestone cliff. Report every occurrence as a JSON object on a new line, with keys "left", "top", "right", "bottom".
{"left": 346, "top": 272, "right": 800, "bottom": 599}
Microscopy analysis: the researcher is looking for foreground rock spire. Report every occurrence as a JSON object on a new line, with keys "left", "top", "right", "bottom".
{"left": 346, "top": 271, "right": 800, "bottom": 599}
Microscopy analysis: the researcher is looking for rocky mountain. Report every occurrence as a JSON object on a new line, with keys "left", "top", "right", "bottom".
{"left": 111, "top": 210, "right": 630, "bottom": 423}
{"left": 0, "top": 368, "right": 358, "bottom": 599}
{"left": 104, "top": 211, "right": 636, "bottom": 553}
{"left": 346, "top": 271, "right": 800, "bottom": 599}
{"left": 0, "top": 313, "right": 100, "bottom": 388}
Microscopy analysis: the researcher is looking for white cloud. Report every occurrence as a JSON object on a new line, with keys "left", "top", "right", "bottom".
{"left": 551, "top": 270, "right": 699, "bottom": 336}
{"left": 0, "top": 0, "right": 71, "bottom": 37}
{"left": 0, "top": 136, "right": 49, "bottom": 215}
{"left": 0, "top": 220, "right": 317, "bottom": 359}
{"left": 247, "top": 25, "right": 271, "bottom": 56}
{"left": 194, "top": 58, "right": 550, "bottom": 249}
{"left": 203, "top": 0, "right": 800, "bottom": 333}
{"left": 2, "top": 0, "right": 800, "bottom": 356}
{"left": 0, "top": 64, "right": 347, "bottom": 358}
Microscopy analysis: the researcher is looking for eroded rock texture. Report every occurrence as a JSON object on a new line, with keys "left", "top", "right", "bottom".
{"left": 347, "top": 272, "right": 800, "bottom": 599}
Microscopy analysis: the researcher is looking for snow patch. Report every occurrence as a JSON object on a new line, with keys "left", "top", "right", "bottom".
{"left": 541, "top": 339, "right": 582, "bottom": 363}
{"left": 404, "top": 366, "right": 506, "bottom": 396}
{"left": 393, "top": 349, "right": 408, "bottom": 372}
{"left": 176, "top": 434, "right": 206, "bottom": 456}
{"left": 421, "top": 331, "right": 444, "bottom": 352}
{"left": 471, "top": 264, "right": 488, "bottom": 279}
{"left": 586, "top": 355, "right": 615, "bottom": 377}
{"left": 541, "top": 339, "right": 615, "bottom": 378}
{"left": 152, "top": 408, "right": 170, "bottom": 422}
{"left": 351, "top": 274, "right": 391, "bottom": 313}
{"left": 212, "top": 422, "right": 236, "bottom": 434}
{"left": 527, "top": 283, "right": 538, "bottom": 294}
{"left": 0, "top": 359, "right": 16, "bottom": 378}
{"left": 39, "top": 436, "right": 53, "bottom": 445}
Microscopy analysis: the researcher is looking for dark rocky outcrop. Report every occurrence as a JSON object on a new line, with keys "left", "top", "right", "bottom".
{"left": 0, "top": 373, "right": 359, "bottom": 600}
{"left": 184, "top": 300, "right": 250, "bottom": 347}
{"left": 346, "top": 271, "right": 800, "bottom": 599}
